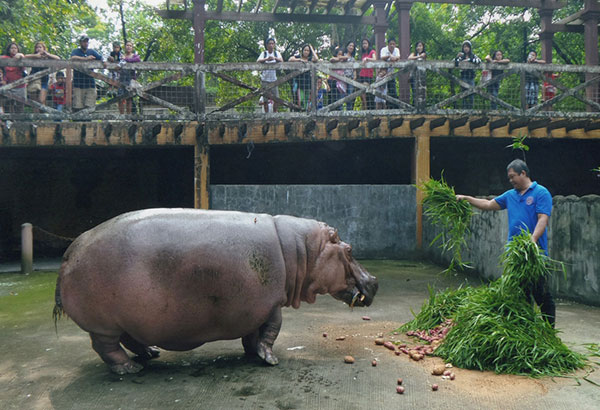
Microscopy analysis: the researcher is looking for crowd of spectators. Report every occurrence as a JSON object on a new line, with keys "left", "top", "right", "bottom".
{"left": 0, "top": 34, "right": 140, "bottom": 116}
{"left": 0, "top": 33, "right": 557, "bottom": 116}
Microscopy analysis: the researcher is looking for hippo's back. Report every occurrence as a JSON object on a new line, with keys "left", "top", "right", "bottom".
{"left": 58, "top": 209, "right": 290, "bottom": 348}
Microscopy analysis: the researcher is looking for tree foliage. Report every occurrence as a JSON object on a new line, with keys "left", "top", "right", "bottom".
{"left": 0, "top": 0, "right": 98, "bottom": 57}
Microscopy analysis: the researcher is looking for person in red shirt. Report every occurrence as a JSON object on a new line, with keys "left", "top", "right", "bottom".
{"left": 50, "top": 71, "right": 66, "bottom": 111}
{"left": 1, "top": 42, "right": 25, "bottom": 113}
{"left": 358, "top": 39, "right": 376, "bottom": 110}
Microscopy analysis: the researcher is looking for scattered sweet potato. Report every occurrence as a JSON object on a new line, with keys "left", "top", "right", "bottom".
{"left": 396, "top": 386, "right": 405, "bottom": 394}
{"left": 432, "top": 384, "right": 439, "bottom": 391}
{"left": 383, "top": 341, "right": 396, "bottom": 351}
{"left": 397, "top": 378, "right": 403, "bottom": 385}
{"left": 336, "top": 336, "right": 346, "bottom": 341}
{"left": 432, "top": 365, "right": 445, "bottom": 375}
{"left": 375, "top": 338, "right": 385, "bottom": 345}
{"left": 371, "top": 360, "right": 377, "bottom": 367}
{"left": 344, "top": 355, "right": 355, "bottom": 364}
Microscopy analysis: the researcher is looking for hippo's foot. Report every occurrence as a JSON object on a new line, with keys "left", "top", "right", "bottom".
{"left": 120, "top": 333, "right": 160, "bottom": 361}
{"left": 257, "top": 342, "right": 279, "bottom": 365}
{"left": 110, "top": 360, "right": 144, "bottom": 375}
{"left": 91, "top": 332, "right": 145, "bottom": 375}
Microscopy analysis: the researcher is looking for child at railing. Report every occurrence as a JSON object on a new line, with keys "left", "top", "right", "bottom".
{"left": 484, "top": 50, "right": 510, "bottom": 109}
{"left": 330, "top": 46, "right": 347, "bottom": 110}
{"left": 525, "top": 50, "right": 546, "bottom": 109}
{"left": 375, "top": 68, "right": 388, "bottom": 110}
{"left": 50, "top": 72, "right": 66, "bottom": 112}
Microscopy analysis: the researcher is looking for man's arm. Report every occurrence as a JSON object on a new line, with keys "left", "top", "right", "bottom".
{"left": 456, "top": 195, "right": 501, "bottom": 211}
{"left": 531, "top": 213, "right": 549, "bottom": 244}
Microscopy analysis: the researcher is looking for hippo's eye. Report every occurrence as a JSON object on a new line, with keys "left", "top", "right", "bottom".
{"left": 345, "top": 244, "right": 352, "bottom": 255}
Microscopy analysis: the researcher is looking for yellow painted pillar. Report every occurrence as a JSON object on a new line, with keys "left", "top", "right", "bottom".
{"left": 194, "top": 142, "right": 210, "bottom": 209}
{"left": 413, "top": 132, "right": 430, "bottom": 250}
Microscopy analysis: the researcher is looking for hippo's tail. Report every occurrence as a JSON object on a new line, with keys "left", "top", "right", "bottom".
{"left": 53, "top": 275, "right": 66, "bottom": 335}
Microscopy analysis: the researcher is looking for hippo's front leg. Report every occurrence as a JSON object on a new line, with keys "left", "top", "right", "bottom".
{"left": 242, "top": 307, "right": 282, "bottom": 365}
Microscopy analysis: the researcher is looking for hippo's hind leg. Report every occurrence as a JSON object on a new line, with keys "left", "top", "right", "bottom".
{"left": 120, "top": 333, "right": 160, "bottom": 361}
{"left": 90, "top": 332, "right": 143, "bottom": 375}
{"left": 253, "top": 307, "right": 282, "bottom": 366}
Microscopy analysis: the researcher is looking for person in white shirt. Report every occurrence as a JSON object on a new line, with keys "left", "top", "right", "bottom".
{"left": 379, "top": 38, "right": 400, "bottom": 108}
{"left": 257, "top": 37, "right": 283, "bottom": 112}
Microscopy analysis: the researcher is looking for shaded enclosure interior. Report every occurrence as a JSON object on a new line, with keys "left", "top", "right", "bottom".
{"left": 0, "top": 137, "right": 598, "bottom": 258}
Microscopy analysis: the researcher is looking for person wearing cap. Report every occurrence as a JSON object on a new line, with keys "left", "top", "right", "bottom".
{"left": 454, "top": 40, "right": 481, "bottom": 109}
{"left": 70, "top": 34, "right": 104, "bottom": 111}
{"left": 257, "top": 37, "right": 283, "bottom": 113}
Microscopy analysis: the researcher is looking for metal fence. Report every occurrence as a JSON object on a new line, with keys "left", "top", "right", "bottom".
{"left": 1, "top": 58, "right": 599, "bottom": 122}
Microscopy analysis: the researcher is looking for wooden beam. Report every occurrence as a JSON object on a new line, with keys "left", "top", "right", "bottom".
{"left": 410, "top": 117, "right": 426, "bottom": 130}
{"left": 254, "top": 0, "right": 262, "bottom": 13}
{"left": 566, "top": 120, "right": 591, "bottom": 132}
{"left": 547, "top": 119, "right": 571, "bottom": 130}
{"left": 201, "top": 11, "right": 376, "bottom": 24}
{"left": 308, "top": 0, "right": 319, "bottom": 14}
{"left": 449, "top": 117, "right": 468, "bottom": 129}
{"left": 509, "top": 118, "right": 529, "bottom": 133}
{"left": 395, "top": 0, "right": 564, "bottom": 9}
{"left": 469, "top": 117, "right": 489, "bottom": 131}
{"left": 490, "top": 118, "right": 510, "bottom": 130}
{"left": 585, "top": 121, "right": 600, "bottom": 132}
{"left": 429, "top": 117, "right": 447, "bottom": 130}
{"left": 528, "top": 118, "right": 551, "bottom": 131}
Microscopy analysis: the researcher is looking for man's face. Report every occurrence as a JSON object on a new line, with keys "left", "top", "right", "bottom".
{"left": 388, "top": 41, "right": 396, "bottom": 51}
{"left": 507, "top": 168, "right": 527, "bottom": 191}
{"left": 267, "top": 40, "right": 275, "bottom": 52}
{"left": 80, "top": 39, "right": 89, "bottom": 50}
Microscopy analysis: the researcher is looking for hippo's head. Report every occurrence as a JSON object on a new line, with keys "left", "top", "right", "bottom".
{"left": 308, "top": 225, "right": 378, "bottom": 308}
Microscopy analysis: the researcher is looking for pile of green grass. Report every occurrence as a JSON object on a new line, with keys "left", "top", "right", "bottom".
{"left": 419, "top": 175, "right": 473, "bottom": 273}
{"left": 399, "top": 231, "right": 587, "bottom": 376}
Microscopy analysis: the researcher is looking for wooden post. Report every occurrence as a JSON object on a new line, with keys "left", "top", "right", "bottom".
{"left": 397, "top": 1, "right": 412, "bottom": 103}
{"left": 373, "top": 2, "right": 388, "bottom": 58}
{"left": 539, "top": 8, "right": 554, "bottom": 64}
{"left": 195, "top": 69, "right": 206, "bottom": 116}
{"left": 65, "top": 68, "right": 73, "bottom": 110}
{"left": 583, "top": 0, "right": 600, "bottom": 109}
{"left": 193, "top": 0, "right": 206, "bottom": 64}
{"left": 412, "top": 131, "right": 430, "bottom": 251}
{"left": 194, "top": 142, "right": 210, "bottom": 209}
{"left": 21, "top": 223, "right": 33, "bottom": 274}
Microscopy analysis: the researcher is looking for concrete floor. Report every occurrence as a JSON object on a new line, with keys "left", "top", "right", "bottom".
{"left": 1, "top": 260, "right": 599, "bottom": 410}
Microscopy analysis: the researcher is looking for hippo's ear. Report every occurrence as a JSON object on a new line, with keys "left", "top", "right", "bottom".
{"left": 328, "top": 228, "right": 340, "bottom": 243}
{"left": 344, "top": 243, "right": 353, "bottom": 257}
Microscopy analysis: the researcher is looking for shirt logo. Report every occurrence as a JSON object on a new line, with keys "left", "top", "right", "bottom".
{"left": 526, "top": 196, "right": 534, "bottom": 205}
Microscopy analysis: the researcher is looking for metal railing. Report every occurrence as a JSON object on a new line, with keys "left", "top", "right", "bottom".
{"left": 1, "top": 58, "right": 599, "bottom": 122}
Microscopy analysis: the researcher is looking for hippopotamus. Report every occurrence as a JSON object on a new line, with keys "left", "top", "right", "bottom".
{"left": 54, "top": 209, "right": 378, "bottom": 374}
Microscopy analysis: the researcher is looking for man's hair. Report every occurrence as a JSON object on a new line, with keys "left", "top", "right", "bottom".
{"left": 56, "top": 71, "right": 65, "bottom": 78}
{"left": 507, "top": 159, "right": 530, "bottom": 177}
{"left": 264, "top": 37, "right": 275, "bottom": 47}
{"left": 387, "top": 38, "right": 396, "bottom": 44}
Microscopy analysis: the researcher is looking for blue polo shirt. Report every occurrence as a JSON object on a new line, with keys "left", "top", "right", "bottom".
{"left": 494, "top": 182, "right": 552, "bottom": 252}
{"left": 70, "top": 48, "right": 103, "bottom": 88}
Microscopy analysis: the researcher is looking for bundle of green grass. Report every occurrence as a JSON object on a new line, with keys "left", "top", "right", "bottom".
{"left": 400, "top": 232, "right": 586, "bottom": 375}
{"left": 419, "top": 176, "right": 472, "bottom": 273}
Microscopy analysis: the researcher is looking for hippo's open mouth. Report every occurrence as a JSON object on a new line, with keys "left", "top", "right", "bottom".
{"left": 336, "top": 284, "right": 376, "bottom": 308}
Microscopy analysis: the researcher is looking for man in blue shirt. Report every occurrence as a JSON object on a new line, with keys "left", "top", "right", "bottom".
{"left": 70, "top": 34, "right": 104, "bottom": 111}
{"left": 456, "top": 159, "right": 556, "bottom": 327}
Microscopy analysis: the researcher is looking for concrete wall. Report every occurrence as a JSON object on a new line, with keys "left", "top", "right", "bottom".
{"left": 210, "top": 185, "right": 417, "bottom": 259}
{"left": 423, "top": 195, "right": 600, "bottom": 306}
